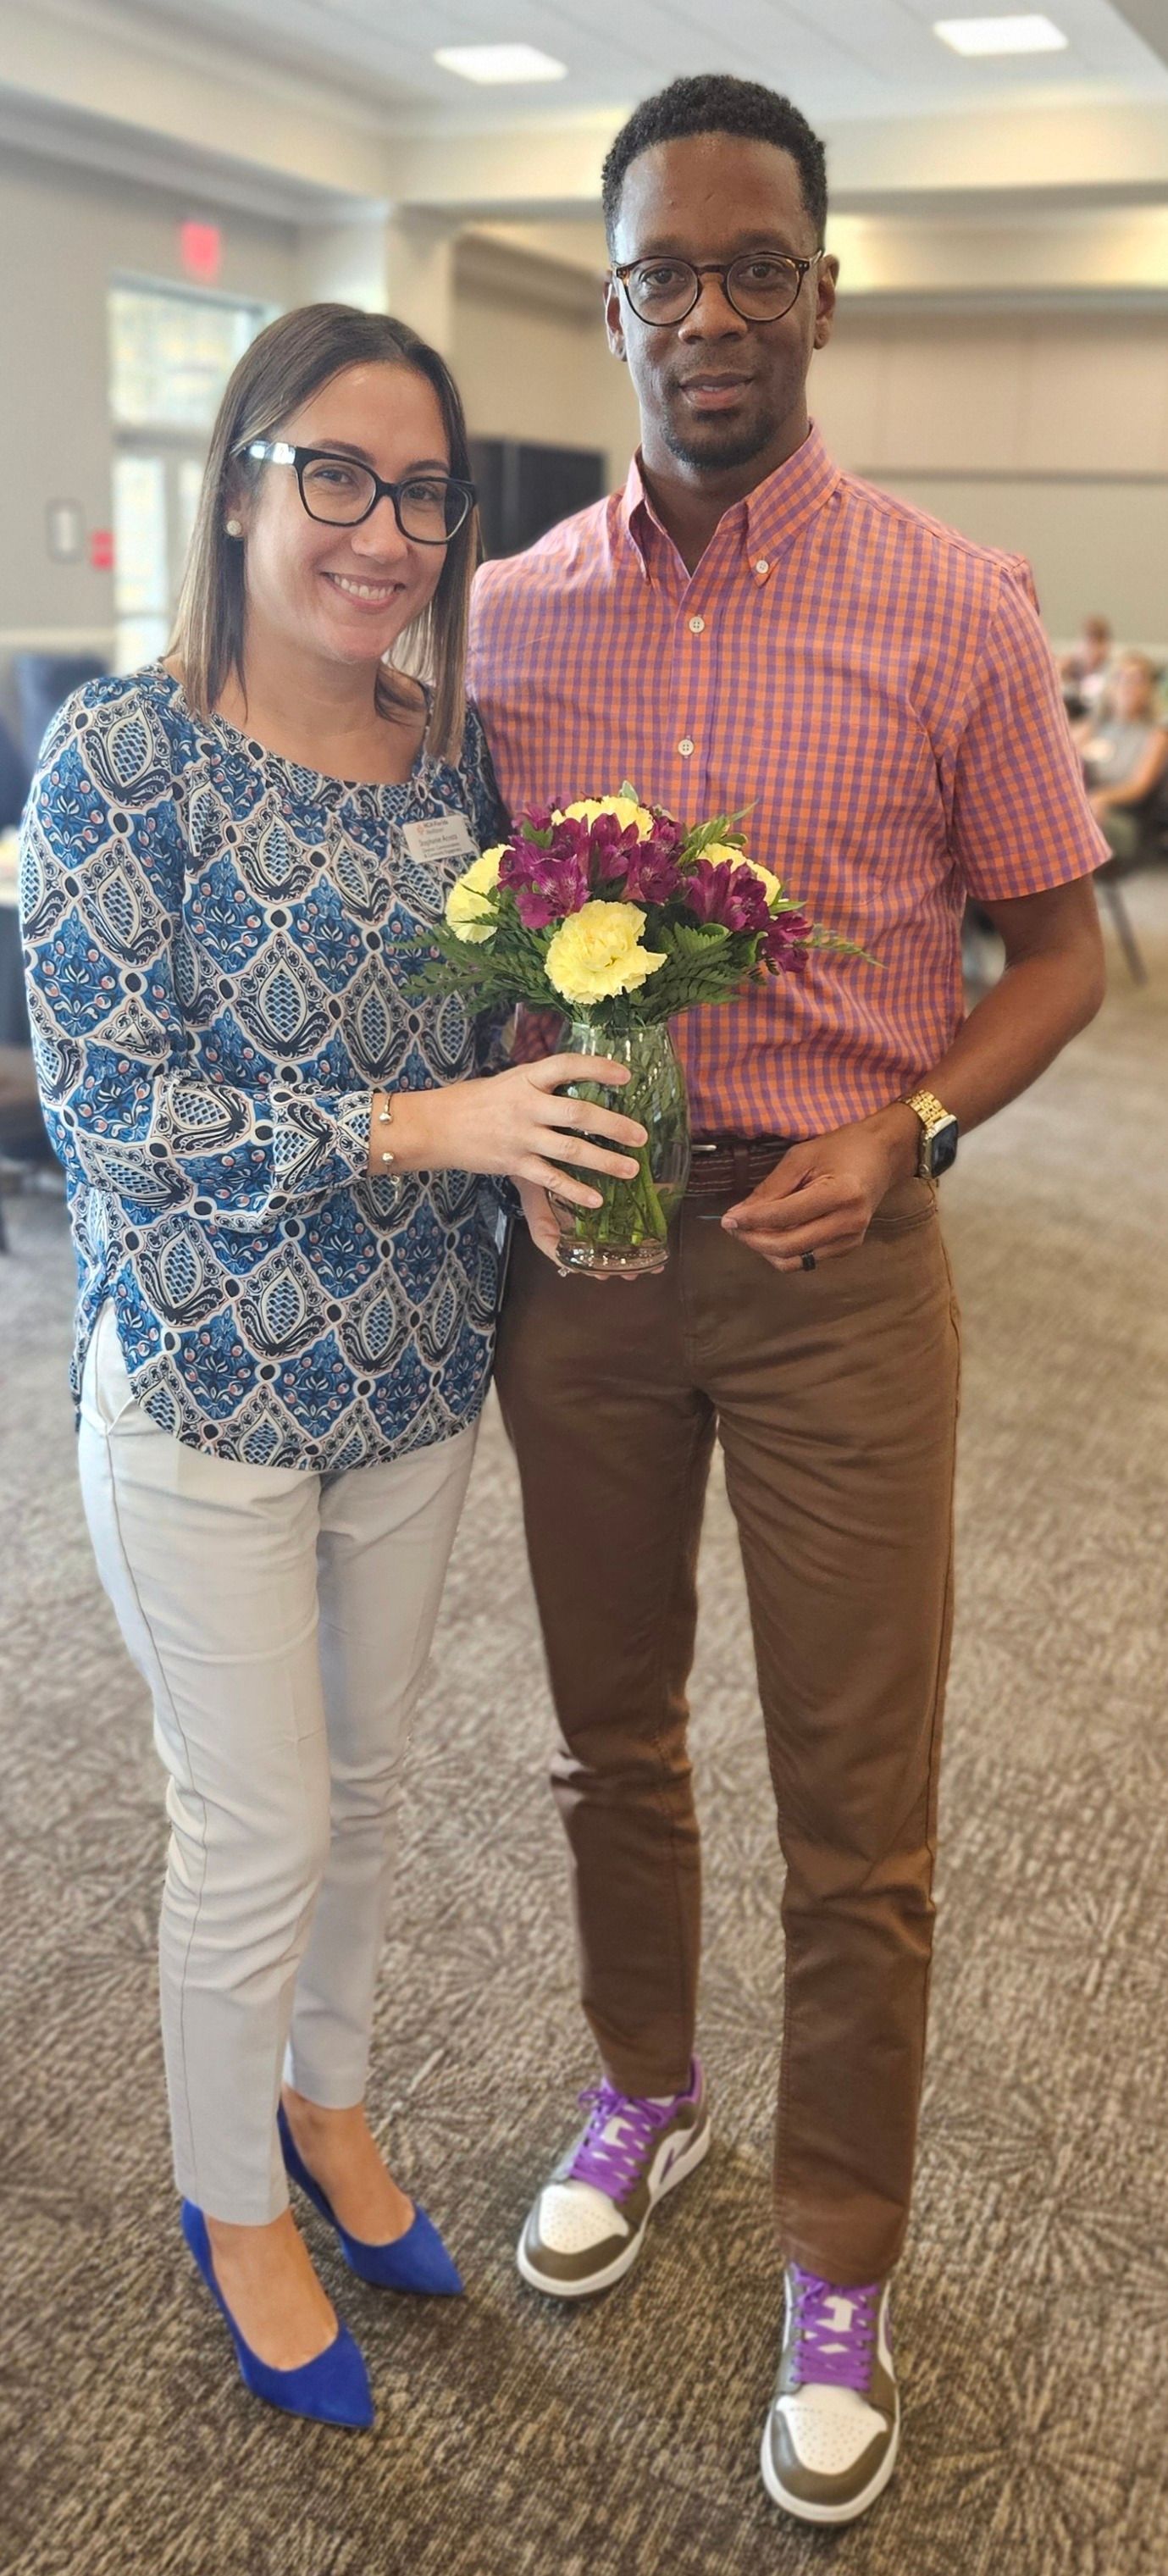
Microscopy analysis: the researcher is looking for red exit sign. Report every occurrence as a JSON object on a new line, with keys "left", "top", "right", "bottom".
{"left": 180, "top": 219, "right": 222, "bottom": 285}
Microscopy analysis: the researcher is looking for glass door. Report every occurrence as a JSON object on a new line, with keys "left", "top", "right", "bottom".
{"left": 108, "top": 281, "right": 269, "bottom": 671}
{"left": 112, "top": 444, "right": 209, "bottom": 669}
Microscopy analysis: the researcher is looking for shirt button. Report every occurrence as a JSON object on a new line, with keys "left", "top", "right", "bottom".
{"left": 755, "top": 557, "right": 770, "bottom": 576}
{"left": 678, "top": 737, "right": 695, "bottom": 758}
{"left": 688, "top": 614, "right": 706, "bottom": 634}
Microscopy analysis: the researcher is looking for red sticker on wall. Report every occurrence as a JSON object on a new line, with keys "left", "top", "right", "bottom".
{"left": 89, "top": 528, "right": 115, "bottom": 572}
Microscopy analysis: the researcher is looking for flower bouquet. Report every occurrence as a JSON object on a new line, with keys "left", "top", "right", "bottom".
{"left": 406, "top": 791, "right": 866, "bottom": 1273}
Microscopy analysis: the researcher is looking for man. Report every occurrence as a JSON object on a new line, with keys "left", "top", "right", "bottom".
{"left": 468, "top": 74, "right": 1106, "bottom": 2527}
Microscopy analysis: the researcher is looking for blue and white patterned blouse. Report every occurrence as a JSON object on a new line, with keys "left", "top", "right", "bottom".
{"left": 20, "top": 665, "right": 508, "bottom": 1473}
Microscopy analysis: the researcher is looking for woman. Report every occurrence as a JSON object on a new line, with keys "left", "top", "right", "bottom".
{"left": 1058, "top": 612, "right": 1113, "bottom": 717}
{"left": 19, "top": 303, "right": 645, "bottom": 2429}
{"left": 1075, "top": 651, "right": 1168, "bottom": 861}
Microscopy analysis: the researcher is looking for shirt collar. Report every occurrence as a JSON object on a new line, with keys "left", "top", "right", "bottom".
{"left": 620, "top": 421, "right": 840, "bottom": 584}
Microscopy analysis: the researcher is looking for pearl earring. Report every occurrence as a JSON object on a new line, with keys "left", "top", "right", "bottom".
{"left": 225, "top": 518, "right": 243, "bottom": 539}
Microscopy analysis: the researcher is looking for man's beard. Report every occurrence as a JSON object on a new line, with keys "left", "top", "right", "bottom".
{"left": 661, "top": 407, "right": 778, "bottom": 475}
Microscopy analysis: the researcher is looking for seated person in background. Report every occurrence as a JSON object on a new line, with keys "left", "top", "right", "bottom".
{"left": 1077, "top": 651, "right": 1168, "bottom": 861}
{"left": 1060, "top": 613, "right": 1114, "bottom": 717}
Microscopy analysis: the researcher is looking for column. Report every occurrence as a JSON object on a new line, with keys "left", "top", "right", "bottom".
{"left": 295, "top": 213, "right": 457, "bottom": 353}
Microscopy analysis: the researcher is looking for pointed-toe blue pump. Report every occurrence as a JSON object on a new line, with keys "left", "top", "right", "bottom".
{"left": 181, "top": 2201, "right": 374, "bottom": 2428}
{"left": 277, "top": 2103, "right": 463, "bottom": 2296}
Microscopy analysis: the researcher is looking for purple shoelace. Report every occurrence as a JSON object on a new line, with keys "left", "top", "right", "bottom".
{"left": 789, "top": 2268, "right": 881, "bottom": 2394}
{"left": 566, "top": 2080, "right": 680, "bottom": 2198}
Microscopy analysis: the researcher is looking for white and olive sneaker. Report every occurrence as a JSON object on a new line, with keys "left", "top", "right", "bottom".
{"left": 761, "top": 2265, "right": 900, "bottom": 2525}
{"left": 517, "top": 2060, "right": 710, "bottom": 2298}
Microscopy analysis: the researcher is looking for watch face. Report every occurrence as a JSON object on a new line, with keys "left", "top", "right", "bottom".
{"left": 928, "top": 1116, "right": 960, "bottom": 1177}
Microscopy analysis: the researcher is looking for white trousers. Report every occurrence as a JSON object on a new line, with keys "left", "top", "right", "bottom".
{"left": 78, "top": 1304, "right": 477, "bottom": 2224}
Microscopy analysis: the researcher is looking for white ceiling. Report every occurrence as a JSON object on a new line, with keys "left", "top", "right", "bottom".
{"left": 100, "top": 0, "right": 1168, "bottom": 132}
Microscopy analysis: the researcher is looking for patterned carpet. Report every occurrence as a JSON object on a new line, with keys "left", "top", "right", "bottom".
{"left": 3, "top": 877, "right": 1166, "bottom": 2576}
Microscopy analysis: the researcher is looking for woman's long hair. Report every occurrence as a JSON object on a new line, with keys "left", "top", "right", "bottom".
{"left": 170, "top": 302, "right": 479, "bottom": 763}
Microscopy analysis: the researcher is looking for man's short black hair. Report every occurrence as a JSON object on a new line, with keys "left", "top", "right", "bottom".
{"left": 601, "top": 74, "right": 828, "bottom": 249}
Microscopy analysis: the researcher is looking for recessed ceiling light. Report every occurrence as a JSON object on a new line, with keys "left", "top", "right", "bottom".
{"left": 933, "top": 14, "right": 1068, "bottom": 51}
{"left": 433, "top": 44, "right": 568, "bottom": 84}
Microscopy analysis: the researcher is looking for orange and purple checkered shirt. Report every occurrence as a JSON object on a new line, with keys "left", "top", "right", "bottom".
{"left": 468, "top": 424, "right": 1106, "bottom": 1140}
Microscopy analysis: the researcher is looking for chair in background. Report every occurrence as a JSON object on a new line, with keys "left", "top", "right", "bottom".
{"left": 0, "top": 1044, "right": 50, "bottom": 1253}
{"left": 1094, "top": 861, "right": 1149, "bottom": 988}
{"left": 963, "top": 864, "right": 1152, "bottom": 994}
{"left": 0, "top": 714, "right": 29, "bottom": 831}
{"left": 1091, "top": 773, "right": 1168, "bottom": 987}
{"left": 961, "top": 900, "right": 1002, "bottom": 997}
{"left": 14, "top": 652, "right": 106, "bottom": 769}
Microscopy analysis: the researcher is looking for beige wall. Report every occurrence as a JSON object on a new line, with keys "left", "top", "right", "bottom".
{"left": 811, "top": 312, "right": 1168, "bottom": 479}
{"left": 2, "top": 132, "right": 1163, "bottom": 659}
{"left": 0, "top": 147, "right": 297, "bottom": 640}
{"left": 459, "top": 280, "right": 1168, "bottom": 641}
{"left": 451, "top": 286, "right": 638, "bottom": 489}
{"left": 809, "top": 312, "right": 1168, "bottom": 640}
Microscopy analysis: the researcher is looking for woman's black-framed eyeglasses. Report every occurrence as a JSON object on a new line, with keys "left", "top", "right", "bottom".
{"left": 241, "top": 440, "right": 476, "bottom": 543}
{"left": 611, "top": 251, "right": 824, "bottom": 329}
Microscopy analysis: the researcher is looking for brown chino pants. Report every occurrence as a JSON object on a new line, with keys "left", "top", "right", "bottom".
{"left": 494, "top": 1172, "right": 961, "bottom": 2286}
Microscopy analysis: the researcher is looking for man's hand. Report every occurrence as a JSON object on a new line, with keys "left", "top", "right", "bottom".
{"left": 722, "top": 876, "right": 1105, "bottom": 1274}
{"left": 722, "top": 1108, "right": 919, "bottom": 1271}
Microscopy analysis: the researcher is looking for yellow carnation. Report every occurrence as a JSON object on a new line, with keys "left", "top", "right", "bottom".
{"left": 445, "top": 846, "right": 503, "bottom": 945}
{"left": 555, "top": 795, "right": 656, "bottom": 839}
{"left": 545, "top": 900, "right": 667, "bottom": 1008}
{"left": 705, "top": 843, "right": 783, "bottom": 911}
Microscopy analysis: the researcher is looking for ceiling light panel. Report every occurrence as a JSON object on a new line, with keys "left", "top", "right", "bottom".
{"left": 433, "top": 43, "right": 568, "bottom": 84}
{"left": 933, "top": 15, "right": 1069, "bottom": 53}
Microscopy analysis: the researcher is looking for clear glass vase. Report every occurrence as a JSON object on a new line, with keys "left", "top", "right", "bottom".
{"left": 552, "top": 1021, "right": 691, "bottom": 1275}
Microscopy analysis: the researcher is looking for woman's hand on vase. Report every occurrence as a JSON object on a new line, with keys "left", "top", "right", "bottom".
{"left": 516, "top": 1179, "right": 562, "bottom": 1263}
{"left": 376, "top": 1058, "right": 647, "bottom": 1204}
{"left": 515, "top": 1178, "right": 644, "bottom": 1283}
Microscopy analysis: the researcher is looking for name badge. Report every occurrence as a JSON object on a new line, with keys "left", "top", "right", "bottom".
{"left": 401, "top": 813, "right": 478, "bottom": 867}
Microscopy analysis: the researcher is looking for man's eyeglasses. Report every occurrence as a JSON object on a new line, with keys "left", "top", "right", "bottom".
{"left": 241, "top": 441, "right": 476, "bottom": 544}
{"left": 611, "top": 251, "right": 824, "bottom": 329}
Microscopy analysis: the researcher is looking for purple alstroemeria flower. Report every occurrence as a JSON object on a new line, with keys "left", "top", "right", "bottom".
{"left": 684, "top": 856, "right": 773, "bottom": 935}
{"left": 499, "top": 817, "right": 592, "bottom": 928}
{"left": 582, "top": 812, "right": 638, "bottom": 887}
{"left": 624, "top": 845, "right": 684, "bottom": 905}
{"left": 606, "top": 806, "right": 681, "bottom": 878}
{"left": 647, "top": 810, "right": 684, "bottom": 856}
{"left": 762, "top": 909, "right": 814, "bottom": 972}
{"left": 584, "top": 813, "right": 627, "bottom": 857}
{"left": 614, "top": 831, "right": 684, "bottom": 906}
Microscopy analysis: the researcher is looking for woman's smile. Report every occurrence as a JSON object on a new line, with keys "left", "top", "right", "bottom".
{"left": 321, "top": 568, "right": 408, "bottom": 608}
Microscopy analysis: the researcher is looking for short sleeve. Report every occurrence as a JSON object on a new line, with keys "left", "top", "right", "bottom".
{"left": 948, "top": 563, "right": 1110, "bottom": 900}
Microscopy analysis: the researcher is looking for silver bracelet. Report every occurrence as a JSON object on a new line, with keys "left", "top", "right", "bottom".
{"left": 374, "top": 1093, "right": 396, "bottom": 1167}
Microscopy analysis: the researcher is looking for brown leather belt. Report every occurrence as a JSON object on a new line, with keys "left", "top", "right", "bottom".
{"left": 685, "top": 1134, "right": 792, "bottom": 1199}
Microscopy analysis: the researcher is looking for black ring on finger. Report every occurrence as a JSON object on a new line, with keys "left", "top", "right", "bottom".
{"left": 800, "top": 1249, "right": 817, "bottom": 1271}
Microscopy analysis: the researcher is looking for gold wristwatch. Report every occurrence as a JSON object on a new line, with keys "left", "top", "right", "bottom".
{"left": 900, "top": 1088, "right": 960, "bottom": 1180}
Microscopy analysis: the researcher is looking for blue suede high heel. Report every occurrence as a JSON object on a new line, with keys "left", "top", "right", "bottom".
{"left": 180, "top": 2202, "right": 374, "bottom": 2428}
{"left": 277, "top": 2102, "right": 463, "bottom": 2296}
